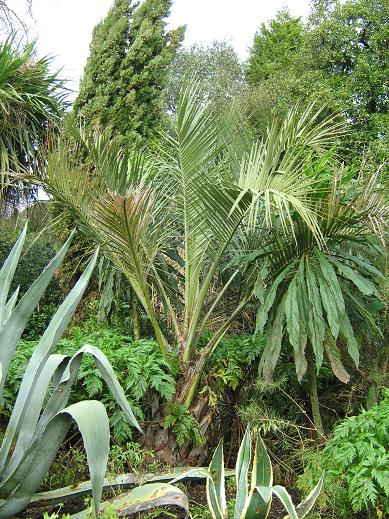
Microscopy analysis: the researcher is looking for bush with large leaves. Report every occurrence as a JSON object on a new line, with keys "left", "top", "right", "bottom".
{"left": 0, "top": 225, "right": 140, "bottom": 518}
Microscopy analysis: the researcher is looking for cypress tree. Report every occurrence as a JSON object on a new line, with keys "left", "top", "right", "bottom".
{"left": 74, "top": 0, "right": 184, "bottom": 145}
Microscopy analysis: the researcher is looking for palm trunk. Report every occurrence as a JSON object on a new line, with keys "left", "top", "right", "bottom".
{"left": 306, "top": 343, "right": 325, "bottom": 437}
{"left": 131, "top": 292, "right": 140, "bottom": 341}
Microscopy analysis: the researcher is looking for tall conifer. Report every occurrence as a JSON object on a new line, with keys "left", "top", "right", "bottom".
{"left": 75, "top": 0, "right": 184, "bottom": 144}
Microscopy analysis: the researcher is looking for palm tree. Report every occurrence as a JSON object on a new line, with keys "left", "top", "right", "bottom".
{"left": 0, "top": 38, "right": 66, "bottom": 214}
{"left": 28, "top": 80, "right": 346, "bottom": 451}
{"left": 241, "top": 167, "right": 387, "bottom": 435}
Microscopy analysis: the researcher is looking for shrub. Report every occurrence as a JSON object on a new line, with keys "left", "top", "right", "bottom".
{"left": 3, "top": 323, "right": 176, "bottom": 444}
{"left": 299, "top": 388, "right": 389, "bottom": 517}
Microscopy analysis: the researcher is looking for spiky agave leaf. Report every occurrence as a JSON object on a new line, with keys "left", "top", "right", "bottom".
{"left": 0, "top": 229, "right": 141, "bottom": 518}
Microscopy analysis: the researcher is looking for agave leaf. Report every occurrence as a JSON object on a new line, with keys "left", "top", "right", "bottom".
{"left": 2, "top": 286, "right": 19, "bottom": 324}
{"left": 295, "top": 472, "right": 325, "bottom": 518}
{"left": 69, "top": 483, "right": 189, "bottom": 519}
{"left": 1, "top": 344, "right": 140, "bottom": 498}
{"left": 81, "top": 344, "right": 141, "bottom": 431}
{"left": 63, "top": 401, "right": 110, "bottom": 518}
{"left": 234, "top": 427, "right": 251, "bottom": 519}
{"left": 0, "top": 223, "right": 26, "bottom": 328}
{"left": 0, "top": 401, "right": 109, "bottom": 519}
{"left": 242, "top": 487, "right": 272, "bottom": 519}
{"left": 1, "top": 354, "right": 67, "bottom": 483}
{"left": 252, "top": 434, "right": 273, "bottom": 488}
{"left": 272, "top": 486, "right": 298, "bottom": 519}
{"left": 0, "top": 247, "right": 97, "bottom": 472}
{"left": 0, "top": 412, "right": 70, "bottom": 518}
{"left": 170, "top": 467, "right": 210, "bottom": 485}
{"left": 241, "top": 434, "right": 273, "bottom": 519}
{"left": 0, "top": 230, "right": 74, "bottom": 395}
{"left": 206, "top": 440, "right": 227, "bottom": 519}
{"left": 255, "top": 485, "right": 272, "bottom": 504}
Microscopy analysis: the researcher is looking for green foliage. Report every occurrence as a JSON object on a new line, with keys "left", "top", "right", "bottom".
{"left": 165, "top": 41, "right": 245, "bottom": 112}
{"left": 3, "top": 323, "right": 175, "bottom": 444}
{"left": 42, "top": 447, "right": 87, "bottom": 490}
{"left": 247, "top": 9, "right": 304, "bottom": 84}
{"left": 200, "top": 334, "right": 264, "bottom": 406}
{"left": 299, "top": 388, "right": 389, "bottom": 516}
{"left": 107, "top": 441, "right": 161, "bottom": 476}
{"left": 74, "top": 0, "right": 184, "bottom": 145}
{"left": 247, "top": 0, "right": 389, "bottom": 173}
{"left": 164, "top": 403, "right": 204, "bottom": 447}
{"left": 0, "top": 38, "right": 66, "bottom": 212}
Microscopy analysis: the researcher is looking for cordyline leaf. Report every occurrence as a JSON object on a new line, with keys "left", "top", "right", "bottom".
{"left": 256, "top": 265, "right": 291, "bottom": 335}
{"left": 339, "top": 313, "right": 359, "bottom": 367}
{"left": 285, "top": 273, "right": 307, "bottom": 380}
{"left": 253, "top": 262, "right": 269, "bottom": 304}
{"left": 305, "top": 260, "right": 325, "bottom": 372}
{"left": 330, "top": 257, "right": 379, "bottom": 297}
{"left": 316, "top": 251, "right": 345, "bottom": 319}
{"left": 317, "top": 271, "right": 341, "bottom": 341}
{"left": 259, "top": 297, "right": 285, "bottom": 382}
{"left": 206, "top": 440, "right": 227, "bottom": 519}
{"left": 333, "top": 250, "right": 384, "bottom": 280}
{"left": 234, "top": 427, "right": 251, "bottom": 519}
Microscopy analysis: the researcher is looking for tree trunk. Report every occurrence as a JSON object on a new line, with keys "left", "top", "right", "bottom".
{"left": 306, "top": 343, "right": 325, "bottom": 438}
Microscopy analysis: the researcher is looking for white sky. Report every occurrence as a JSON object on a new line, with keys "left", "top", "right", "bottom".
{"left": 5, "top": 0, "right": 310, "bottom": 95}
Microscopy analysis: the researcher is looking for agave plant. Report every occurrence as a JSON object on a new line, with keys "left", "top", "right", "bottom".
{"left": 0, "top": 224, "right": 140, "bottom": 518}
{"left": 187, "top": 427, "right": 324, "bottom": 519}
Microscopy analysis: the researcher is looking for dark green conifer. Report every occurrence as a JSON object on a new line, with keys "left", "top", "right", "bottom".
{"left": 75, "top": 0, "right": 184, "bottom": 145}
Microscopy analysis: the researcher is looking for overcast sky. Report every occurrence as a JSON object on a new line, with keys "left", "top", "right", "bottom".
{"left": 6, "top": 0, "right": 311, "bottom": 94}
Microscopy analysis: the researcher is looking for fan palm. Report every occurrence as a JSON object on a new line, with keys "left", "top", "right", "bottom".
{"left": 28, "top": 80, "right": 344, "bottom": 420}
